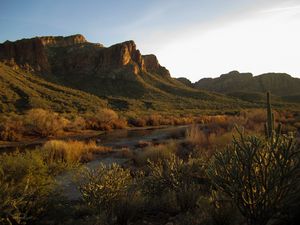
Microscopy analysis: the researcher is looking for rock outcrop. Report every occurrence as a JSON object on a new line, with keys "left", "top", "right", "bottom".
{"left": 39, "top": 34, "right": 88, "bottom": 47}
{"left": 0, "top": 35, "right": 169, "bottom": 78}
{"left": 0, "top": 38, "right": 50, "bottom": 73}
{"left": 143, "top": 54, "right": 170, "bottom": 77}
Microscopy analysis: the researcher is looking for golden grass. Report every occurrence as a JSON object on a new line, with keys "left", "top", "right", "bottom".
{"left": 185, "top": 124, "right": 208, "bottom": 147}
{"left": 134, "top": 140, "right": 178, "bottom": 166}
{"left": 42, "top": 140, "right": 112, "bottom": 163}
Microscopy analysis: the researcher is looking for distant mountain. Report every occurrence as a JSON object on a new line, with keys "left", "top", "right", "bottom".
{"left": 194, "top": 71, "right": 300, "bottom": 103}
{"left": 0, "top": 63, "right": 106, "bottom": 113}
{"left": 0, "top": 35, "right": 248, "bottom": 112}
{"left": 176, "top": 77, "right": 193, "bottom": 87}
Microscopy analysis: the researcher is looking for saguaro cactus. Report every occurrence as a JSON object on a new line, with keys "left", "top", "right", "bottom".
{"left": 208, "top": 92, "right": 299, "bottom": 225}
{"left": 264, "top": 92, "right": 281, "bottom": 140}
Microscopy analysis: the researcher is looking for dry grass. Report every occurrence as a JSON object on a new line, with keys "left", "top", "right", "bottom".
{"left": 185, "top": 124, "right": 208, "bottom": 147}
{"left": 42, "top": 140, "right": 112, "bottom": 163}
{"left": 25, "top": 108, "right": 69, "bottom": 137}
{"left": 134, "top": 140, "right": 178, "bottom": 166}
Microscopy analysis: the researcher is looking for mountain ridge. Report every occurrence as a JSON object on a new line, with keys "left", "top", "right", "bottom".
{"left": 0, "top": 34, "right": 249, "bottom": 113}
{"left": 194, "top": 70, "right": 300, "bottom": 98}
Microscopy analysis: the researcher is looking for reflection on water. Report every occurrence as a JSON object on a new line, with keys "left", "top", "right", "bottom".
{"left": 0, "top": 125, "right": 189, "bottom": 153}
{"left": 90, "top": 125, "right": 188, "bottom": 148}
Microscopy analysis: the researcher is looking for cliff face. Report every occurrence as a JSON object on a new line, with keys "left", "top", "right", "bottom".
{"left": 39, "top": 34, "right": 88, "bottom": 47}
{"left": 0, "top": 35, "right": 191, "bottom": 100}
{"left": 143, "top": 54, "right": 170, "bottom": 77}
{"left": 0, "top": 35, "right": 168, "bottom": 78}
{"left": 0, "top": 38, "right": 50, "bottom": 73}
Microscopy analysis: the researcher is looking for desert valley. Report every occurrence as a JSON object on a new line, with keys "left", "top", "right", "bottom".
{"left": 1, "top": 1, "right": 300, "bottom": 225}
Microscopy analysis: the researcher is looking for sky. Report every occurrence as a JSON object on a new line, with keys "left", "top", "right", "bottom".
{"left": 1, "top": 0, "right": 300, "bottom": 81}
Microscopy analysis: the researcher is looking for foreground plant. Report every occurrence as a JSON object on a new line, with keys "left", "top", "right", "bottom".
{"left": 207, "top": 93, "right": 300, "bottom": 225}
{"left": 78, "top": 163, "right": 140, "bottom": 225}
{"left": 143, "top": 154, "right": 207, "bottom": 212}
{"left": 0, "top": 151, "right": 55, "bottom": 224}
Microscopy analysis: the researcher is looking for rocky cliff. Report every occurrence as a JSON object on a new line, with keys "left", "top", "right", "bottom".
{"left": 143, "top": 54, "right": 170, "bottom": 77}
{"left": 0, "top": 34, "right": 262, "bottom": 110}
{"left": 0, "top": 38, "right": 50, "bottom": 73}
{"left": 0, "top": 35, "right": 168, "bottom": 78}
{"left": 39, "top": 34, "right": 88, "bottom": 47}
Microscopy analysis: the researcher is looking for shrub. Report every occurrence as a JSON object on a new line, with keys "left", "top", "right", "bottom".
{"left": 146, "top": 114, "right": 162, "bottom": 126}
{"left": 128, "top": 117, "right": 147, "bottom": 127}
{"left": 25, "top": 108, "right": 69, "bottom": 137}
{"left": 207, "top": 93, "right": 300, "bottom": 225}
{"left": 185, "top": 124, "right": 208, "bottom": 147}
{"left": 111, "top": 118, "right": 127, "bottom": 129}
{"left": 208, "top": 130, "right": 299, "bottom": 225}
{"left": 0, "top": 115, "right": 24, "bottom": 141}
{"left": 84, "top": 108, "right": 121, "bottom": 131}
{"left": 142, "top": 154, "right": 207, "bottom": 212}
{"left": 134, "top": 141, "right": 177, "bottom": 166}
{"left": 97, "top": 108, "right": 118, "bottom": 124}
{"left": 66, "top": 115, "right": 86, "bottom": 131}
{"left": 78, "top": 163, "right": 140, "bottom": 225}
{"left": 0, "top": 151, "right": 55, "bottom": 224}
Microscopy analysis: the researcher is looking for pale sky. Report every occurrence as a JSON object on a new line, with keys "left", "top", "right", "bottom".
{"left": 1, "top": 0, "right": 300, "bottom": 81}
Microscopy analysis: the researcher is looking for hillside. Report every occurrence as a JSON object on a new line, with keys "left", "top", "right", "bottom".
{"left": 194, "top": 70, "right": 300, "bottom": 103}
{"left": 0, "top": 63, "right": 107, "bottom": 113}
{"left": 0, "top": 35, "right": 251, "bottom": 113}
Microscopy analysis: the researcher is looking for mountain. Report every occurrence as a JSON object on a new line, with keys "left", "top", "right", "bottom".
{"left": 0, "top": 35, "right": 248, "bottom": 113}
{"left": 194, "top": 71, "right": 300, "bottom": 103}
{"left": 176, "top": 77, "right": 193, "bottom": 87}
{"left": 0, "top": 63, "right": 106, "bottom": 113}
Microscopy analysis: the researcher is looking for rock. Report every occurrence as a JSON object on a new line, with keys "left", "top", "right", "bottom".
{"left": 143, "top": 54, "right": 170, "bottom": 77}
{"left": 0, "top": 34, "right": 171, "bottom": 84}
{"left": 0, "top": 38, "right": 50, "bottom": 73}
{"left": 39, "top": 34, "right": 88, "bottom": 47}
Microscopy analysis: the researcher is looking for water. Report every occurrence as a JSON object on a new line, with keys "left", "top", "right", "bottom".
{"left": 0, "top": 125, "right": 188, "bottom": 153}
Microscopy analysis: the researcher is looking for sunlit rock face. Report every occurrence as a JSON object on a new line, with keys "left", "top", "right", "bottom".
{"left": 0, "top": 35, "right": 166, "bottom": 77}
{"left": 0, "top": 34, "right": 177, "bottom": 98}
{"left": 143, "top": 54, "right": 170, "bottom": 77}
